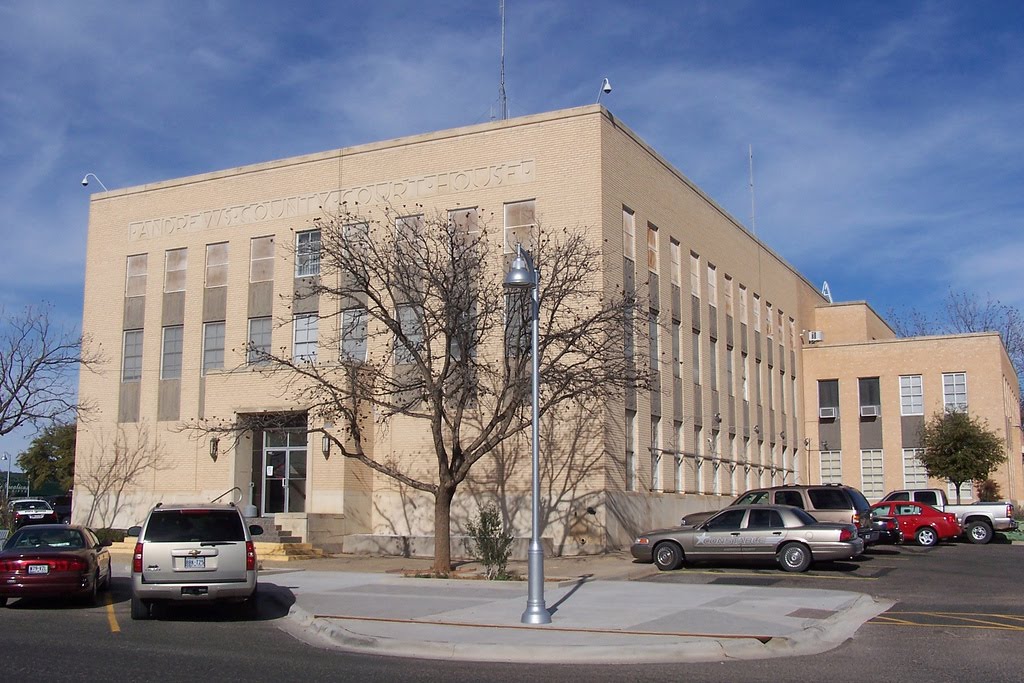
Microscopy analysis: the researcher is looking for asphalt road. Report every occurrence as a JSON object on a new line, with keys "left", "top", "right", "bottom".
{"left": 1, "top": 541, "right": 1021, "bottom": 682}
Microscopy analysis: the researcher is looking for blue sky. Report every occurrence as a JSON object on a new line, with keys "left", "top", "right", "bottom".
{"left": 1, "top": 1, "right": 1022, "bottom": 459}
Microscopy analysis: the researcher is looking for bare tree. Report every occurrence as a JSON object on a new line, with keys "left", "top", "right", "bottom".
{"left": 194, "top": 206, "right": 649, "bottom": 574}
{"left": 77, "top": 423, "right": 166, "bottom": 528}
{"left": 0, "top": 304, "right": 99, "bottom": 437}
{"left": 889, "top": 290, "right": 1024, "bottom": 415}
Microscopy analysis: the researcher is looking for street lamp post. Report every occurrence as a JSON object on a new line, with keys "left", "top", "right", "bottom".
{"left": 503, "top": 244, "right": 551, "bottom": 625}
{"left": 2, "top": 453, "right": 10, "bottom": 500}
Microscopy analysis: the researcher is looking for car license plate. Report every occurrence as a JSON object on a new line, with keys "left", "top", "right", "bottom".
{"left": 29, "top": 514, "right": 43, "bottom": 519}
{"left": 184, "top": 557, "right": 206, "bottom": 569}
{"left": 28, "top": 564, "right": 49, "bottom": 575}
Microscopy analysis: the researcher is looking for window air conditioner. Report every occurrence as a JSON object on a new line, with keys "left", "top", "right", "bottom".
{"left": 807, "top": 330, "right": 824, "bottom": 343}
{"left": 860, "top": 405, "right": 880, "bottom": 417}
{"left": 818, "top": 407, "right": 837, "bottom": 419}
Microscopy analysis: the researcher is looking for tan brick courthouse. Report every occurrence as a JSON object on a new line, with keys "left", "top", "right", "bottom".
{"left": 75, "top": 105, "right": 1022, "bottom": 553}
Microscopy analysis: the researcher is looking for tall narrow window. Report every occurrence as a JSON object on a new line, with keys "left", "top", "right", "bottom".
{"left": 395, "top": 305, "right": 423, "bottom": 365}
{"left": 395, "top": 214, "right": 424, "bottom": 243}
{"left": 293, "top": 314, "right": 319, "bottom": 362}
{"left": 295, "top": 230, "right": 321, "bottom": 277}
{"left": 942, "top": 372, "right": 967, "bottom": 412}
{"left": 674, "top": 421, "right": 684, "bottom": 493}
{"left": 340, "top": 308, "right": 368, "bottom": 363}
{"left": 122, "top": 330, "right": 143, "bottom": 382}
{"left": 625, "top": 409, "right": 637, "bottom": 491}
{"left": 726, "top": 346, "right": 734, "bottom": 397}
{"left": 161, "top": 326, "right": 184, "bottom": 379}
{"left": 622, "top": 207, "right": 636, "bottom": 261}
{"left": 739, "top": 285, "right": 748, "bottom": 323}
{"left": 689, "top": 252, "right": 700, "bottom": 296}
{"left": 248, "top": 317, "right": 272, "bottom": 365}
{"left": 707, "top": 264, "right": 717, "bottom": 306}
{"left": 671, "top": 321, "right": 681, "bottom": 379}
{"left": 691, "top": 330, "right": 701, "bottom": 385}
{"left": 670, "top": 239, "right": 681, "bottom": 286}
{"left": 647, "top": 223, "right": 659, "bottom": 272}
{"left": 752, "top": 294, "right": 761, "bottom": 331}
{"left": 504, "top": 200, "right": 536, "bottom": 253}
{"left": 250, "top": 236, "right": 275, "bottom": 283}
{"left": 651, "top": 416, "right": 661, "bottom": 491}
{"left": 205, "top": 243, "right": 229, "bottom": 287}
{"left": 202, "top": 322, "right": 225, "bottom": 374}
{"left": 126, "top": 254, "right": 148, "bottom": 296}
{"left": 900, "top": 375, "right": 923, "bottom": 415}
{"left": 724, "top": 276, "right": 733, "bottom": 316}
{"left": 765, "top": 302, "right": 773, "bottom": 337}
{"left": 709, "top": 338, "right": 718, "bottom": 389}
{"left": 648, "top": 310, "right": 659, "bottom": 373}
{"left": 164, "top": 248, "right": 187, "bottom": 293}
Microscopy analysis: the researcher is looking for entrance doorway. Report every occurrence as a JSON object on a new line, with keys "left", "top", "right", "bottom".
{"left": 261, "top": 429, "right": 307, "bottom": 514}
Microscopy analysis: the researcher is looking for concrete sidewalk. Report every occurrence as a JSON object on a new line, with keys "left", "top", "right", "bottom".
{"left": 255, "top": 552, "right": 892, "bottom": 664}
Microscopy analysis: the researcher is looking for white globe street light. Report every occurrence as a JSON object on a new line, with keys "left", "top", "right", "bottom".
{"left": 503, "top": 244, "right": 551, "bottom": 625}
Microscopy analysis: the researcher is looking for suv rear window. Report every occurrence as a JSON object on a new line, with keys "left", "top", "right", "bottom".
{"left": 846, "top": 488, "right": 871, "bottom": 510}
{"left": 807, "top": 488, "right": 852, "bottom": 510}
{"left": 144, "top": 510, "right": 245, "bottom": 542}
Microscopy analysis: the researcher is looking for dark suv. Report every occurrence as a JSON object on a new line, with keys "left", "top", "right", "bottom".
{"left": 127, "top": 503, "right": 263, "bottom": 620}
{"left": 681, "top": 484, "right": 879, "bottom": 545}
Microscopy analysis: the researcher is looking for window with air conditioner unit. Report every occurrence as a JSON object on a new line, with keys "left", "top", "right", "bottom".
{"left": 860, "top": 405, "right": 880, "bottom": 417}
{"left": 818, "top": 379, "right": 839, "bottom": 420}
{"left": 819, "top": 407, "right": 838, "bottom": 419}
{"left": 807, "top": 330, "right": 824, "bottom": 343}
{"left": 858, "top": 377, "right": 881, "bottom": 420}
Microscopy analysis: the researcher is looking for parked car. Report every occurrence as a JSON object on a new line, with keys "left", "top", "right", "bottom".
{"left": 879, "top": 488, "right": 1016, "bottom": 544}
{"left": 868, "top": 509, "right": 902, "bottom": 544}
{"left": 127, "top": 503, "right": 263, "bottom": 620}
{"left": 870, "top": 501, "right": 961, "bottom": 547}
{"left": 631, "top": 504, "right": 865, "bottom": 573}
{"left": 9, "top": 499, "right": 59, "bottom": 528}
{"left": 45, "top": 495, "right": 73, "bottom": 524}
{"left": 0, "top": 524, "right": 112, "bottom": 606}
{"left": 680, "top": 484, "right": 879, "bottom": 545}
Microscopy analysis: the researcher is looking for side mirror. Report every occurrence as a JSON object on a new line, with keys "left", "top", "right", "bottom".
{"left": 249, "top": 524, "right": 264, "bottom": 537}
{"left": 99, "top": 540, "right": 113, "bottom": 548}
{"left": 126, "top": 526, "right": 142, "bottom": 537}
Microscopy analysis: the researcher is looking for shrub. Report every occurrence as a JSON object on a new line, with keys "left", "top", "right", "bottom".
{"left": 94, "top": 528, "right": 127, "bottom": 544}
{"left": 976, "top": 479, "right": 1002, "bottom": 502}
{"left": 467, "top": 504, "right": 515, "bottom": 580}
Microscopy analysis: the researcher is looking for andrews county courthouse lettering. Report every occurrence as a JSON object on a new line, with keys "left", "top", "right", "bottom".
{"left": 76, "top": 106, "right": 1022, "bottom": 554}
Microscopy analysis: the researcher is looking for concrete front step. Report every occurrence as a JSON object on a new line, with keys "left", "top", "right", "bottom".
{"left": 255, "top": 542, "right": 328, "bottom": 562}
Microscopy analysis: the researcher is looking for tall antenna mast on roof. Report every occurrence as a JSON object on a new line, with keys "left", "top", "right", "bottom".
{"left": 498, "top": 0, "right": 508, "bottom": 120}
{"left": 748, "top": 144, "right": 756, "bottom": 235}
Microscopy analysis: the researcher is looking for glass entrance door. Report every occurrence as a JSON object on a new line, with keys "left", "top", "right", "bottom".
{"left": 261, "top": 430, "right": 307, "bottom": 514}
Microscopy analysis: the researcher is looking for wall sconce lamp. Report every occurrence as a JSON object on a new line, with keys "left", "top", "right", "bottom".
{"left": 209, "top": 437, "right": 219, "bottom": 462}
{"left": 821, "top": 441, "right": 829, "bottom": 451}
{"left": 804, "top": 437, "right": 811, "bottom": 448}
{"left": 780, "top": 431, "right": 786, "bottom": 440}
{"left": 322, "top": 434, "right": 331, "bottom": 460}
{"left": 752, "top": 425, "right": 760, "bottom": 435}
{"left": 713, "top": 412, "right": 722, "bottom": 424}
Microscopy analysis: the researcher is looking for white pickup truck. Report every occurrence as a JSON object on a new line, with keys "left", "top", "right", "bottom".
{"left": 879, "top": 488, "right": 1017, "bottom": 544}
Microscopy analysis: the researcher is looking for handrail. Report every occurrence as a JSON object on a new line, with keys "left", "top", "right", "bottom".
{"left": 211, "top": 486, "right": 243, "bottom": 504}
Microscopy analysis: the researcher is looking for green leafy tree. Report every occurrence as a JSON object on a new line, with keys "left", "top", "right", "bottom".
{"left": 17, "top": 422, "right": 76, "bottom": 492}
{"left": 919, "top": 411, "right": 1006, "bottom": 503}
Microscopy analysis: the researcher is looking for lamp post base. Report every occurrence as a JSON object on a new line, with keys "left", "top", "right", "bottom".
{"left": 520, "top": 541, "right": 551, "bottom": 624}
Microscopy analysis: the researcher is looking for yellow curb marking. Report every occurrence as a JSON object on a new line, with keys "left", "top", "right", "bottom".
{"left": 105, "top": 592, "right": 120, "bottom": 633}
{"left": 870, "top": 611, "right": 1024, "bottom": 631}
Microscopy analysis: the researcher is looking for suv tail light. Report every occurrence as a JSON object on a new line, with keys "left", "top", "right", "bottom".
{"left": 246, "top": 541, "right": 257, "bottom": 571}
{"left": 1007, "top": 503, "right": 1014, "bottom": 519}
{"left": 851, "top": 513, "right": 861, "bottom": 526}
{"left": 132, "top": 542, "right": 144, "bottom": 573}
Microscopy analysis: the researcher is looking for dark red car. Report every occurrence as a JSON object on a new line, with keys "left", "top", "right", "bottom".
{"left": 0, "top": 525, "right": 112, "bottom": 606}
{"left": 870, "top": 501, "right": 961, "bottom": 547}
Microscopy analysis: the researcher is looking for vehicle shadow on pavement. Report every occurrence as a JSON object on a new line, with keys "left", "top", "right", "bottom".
{"left": 93, "top": 577, "right": 296, "bottom": 622}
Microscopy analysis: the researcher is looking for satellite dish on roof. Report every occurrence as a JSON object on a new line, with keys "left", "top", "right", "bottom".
{"left": 821, "top": 281, "right": 833, "bottom": 304}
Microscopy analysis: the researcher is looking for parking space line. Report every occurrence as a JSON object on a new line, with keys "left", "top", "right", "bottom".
{"left": 105, "top": 592, "right": 120, "bottom": 633}
{"left": 870, "top": 611, "right": 1024, "bottom": 631}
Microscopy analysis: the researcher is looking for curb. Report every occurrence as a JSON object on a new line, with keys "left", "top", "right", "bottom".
{"left": 269, "top": 586, "right": 893, "bottom": 664}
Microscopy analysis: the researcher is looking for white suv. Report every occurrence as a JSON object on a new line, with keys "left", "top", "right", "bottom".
{"left": 127, "top": 503, "right": 263, "bottom": 620}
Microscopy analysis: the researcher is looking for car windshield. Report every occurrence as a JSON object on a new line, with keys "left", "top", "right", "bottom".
{"left": 144, "top": 510, "right": 245, "bottom": 542}
{"left": 734, "top": 491, "right": 769, "bottom": 505}
{"left": 8, "top": 528, "right": 85, "bottom": 549}
{"left": 14, "top": 501, "right": 51, "bottom": 511}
